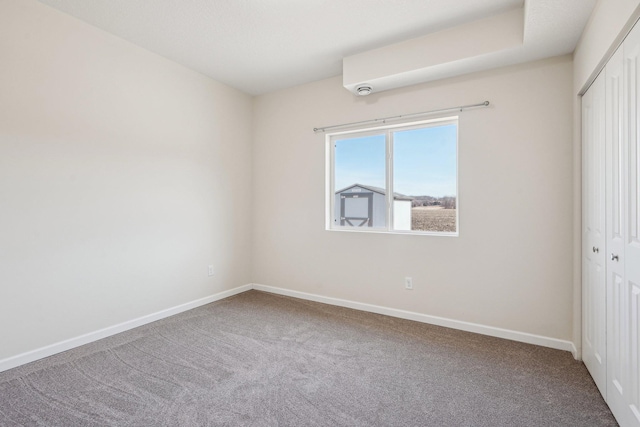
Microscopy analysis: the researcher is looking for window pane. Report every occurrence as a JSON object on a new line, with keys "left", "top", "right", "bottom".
{"left": 334, "top": 134, "right": 386, "bottom": 228}
{"left": 392, "top": 124, "right": 457, "bottom": 232}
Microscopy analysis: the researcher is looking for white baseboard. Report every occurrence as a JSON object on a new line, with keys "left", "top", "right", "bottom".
{"left": 570, "top": 342, "right": 579, "bottom": 360}
{"left": 0, "top": 282, "right": 579, "bottom": 373}
{"left": 252, "top": 283, "right": 577, "bottom": 356}
{"left": 0, "top": 284, "right": 252, "bottom": 373}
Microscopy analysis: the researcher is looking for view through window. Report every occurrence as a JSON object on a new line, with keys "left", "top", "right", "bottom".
{"left": 328, "top": 118, "right": 458, "bottom": 234}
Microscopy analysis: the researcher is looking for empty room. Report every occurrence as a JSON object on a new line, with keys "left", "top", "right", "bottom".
{"left": 1, "top": 0, "right": 639, "bottom": 425}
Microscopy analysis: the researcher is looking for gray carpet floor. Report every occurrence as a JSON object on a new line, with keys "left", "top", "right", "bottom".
{"left": 0, "top": 290, "right": 617, "bottom": 426}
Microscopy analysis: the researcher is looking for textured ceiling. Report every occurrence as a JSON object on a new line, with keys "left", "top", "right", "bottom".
{"left": 36, "top": 0, "right": 596, "bottom": 95}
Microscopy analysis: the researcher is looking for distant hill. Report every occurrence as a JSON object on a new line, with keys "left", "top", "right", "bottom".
{"left": 409, "top": 195, "right": 456, "bottom": 209}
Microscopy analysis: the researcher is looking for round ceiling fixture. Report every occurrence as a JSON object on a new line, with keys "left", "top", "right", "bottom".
{"left": 355, "top": 85, "right": 373, "bottom": 96}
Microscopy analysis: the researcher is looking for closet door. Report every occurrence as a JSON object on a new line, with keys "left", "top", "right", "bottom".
{"left": 617, "top": 21, "right": 640, "bottom": 426}
{"left": 583, "top": 70, "right": 607, "bottom": 397}
{"left": 606, "top": 44, "right": 631, "bottom": 425}
{"left": 625, "top": 80, "right": 640, "bottom": 424}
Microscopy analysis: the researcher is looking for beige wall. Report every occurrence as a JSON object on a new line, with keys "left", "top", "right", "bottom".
{"left": 2, "top": 0, "right": 618, "bottom": 365}
{"left": 252, "top": 56, "right": 575, "bottom": 341}
{"left": 574, "top": 0, "right": 640, "bottom": 94}
{"left": 0, "top": 0, "right": 253, "bottom": 360}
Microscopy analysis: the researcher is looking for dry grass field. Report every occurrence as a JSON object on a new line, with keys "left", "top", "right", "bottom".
{"left": 411, "top": 206, "right": 457, "bottom": 232}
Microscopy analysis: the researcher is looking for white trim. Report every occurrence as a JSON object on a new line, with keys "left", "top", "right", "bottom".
{"left": 570, "top": 342, "right": 579, "bottom": 360}
{"left": 0, "top": 282, "right": 580, "bottom": 373}
{"left": 0, "top": 284, "right": 252, "bottom": 373}
{"left": 325, "top": 228, "right": 458, "bottom": 237}
{"left": 252, "top": 283, "right": 577, "bottom": 356}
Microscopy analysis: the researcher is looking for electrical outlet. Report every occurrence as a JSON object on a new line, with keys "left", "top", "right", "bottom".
{"left": 405, "top": 277, "right": 413, "bottom": 290}
{"left": 208, "top": 265, "right": 214, "bottom": 276}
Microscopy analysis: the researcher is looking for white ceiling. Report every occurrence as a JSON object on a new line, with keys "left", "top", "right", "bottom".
{"left": 37, "top": 0, "right": 597, "bottom": 95}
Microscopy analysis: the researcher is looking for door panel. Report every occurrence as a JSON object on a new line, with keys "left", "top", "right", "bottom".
{"left": 629, "top": 283, "right": 640, "bottom": 423}
{"left": 607, "top": 46, "right": 626, "bottom": 416}
{"left": 608, "top": 21, "right": 640, "bottom": 426}
{"left": 583, "top": 70, "right": 607, "bottom": 397}
{"left": 628, "top": 44, "right": 640, "bottom": 421}
{"left": 608, "top": 274, "right": 625, "bottom": 396}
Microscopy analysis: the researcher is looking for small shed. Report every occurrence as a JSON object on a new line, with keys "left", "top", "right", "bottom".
{"left": 335, "top": 184, "right": 412, "bottom": 230}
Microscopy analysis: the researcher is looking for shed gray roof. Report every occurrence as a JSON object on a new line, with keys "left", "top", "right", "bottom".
{"left": 335, "top": 183, "right": 413, "bottom": 201}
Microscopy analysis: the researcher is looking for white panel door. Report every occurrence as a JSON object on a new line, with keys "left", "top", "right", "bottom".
{"left": 627, "top": 111, "right": 640, "bottom": 423}
{"left": 607, "top": 45, "right": 630, "bottom": 425}
{"left": 608, "top": 20, "right": 640, "bottom": 427}
{"left": 623, "top": 21, "right": 640, "bottom": 425}
{"left": 583, "top": 70, "right": 608, "bottom": 397}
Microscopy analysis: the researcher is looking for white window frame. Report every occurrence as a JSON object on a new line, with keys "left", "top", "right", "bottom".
{"left": 325, "top": 116, "right": 459, "bottom": 236}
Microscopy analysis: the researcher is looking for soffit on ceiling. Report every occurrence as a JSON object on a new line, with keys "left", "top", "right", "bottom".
{"left": 36, "top": 0, "right": 596, "bottom": 95}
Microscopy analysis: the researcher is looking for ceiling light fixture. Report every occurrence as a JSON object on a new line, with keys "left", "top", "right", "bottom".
{"left": 355, "top": 85, "right": 373, "bottom": 96}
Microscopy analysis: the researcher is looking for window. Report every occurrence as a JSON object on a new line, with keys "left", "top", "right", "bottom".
{"left": 326, "top": 117, "right": 458, "bottom": 235}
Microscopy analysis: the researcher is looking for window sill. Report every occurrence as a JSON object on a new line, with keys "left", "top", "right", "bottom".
{"left": 326, "top": 227, "right": 459, "bottom": 237}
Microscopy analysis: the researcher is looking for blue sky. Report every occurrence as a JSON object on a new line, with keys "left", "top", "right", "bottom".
{"left": 334, "top": 124, "right": 457, "bottom": 197}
